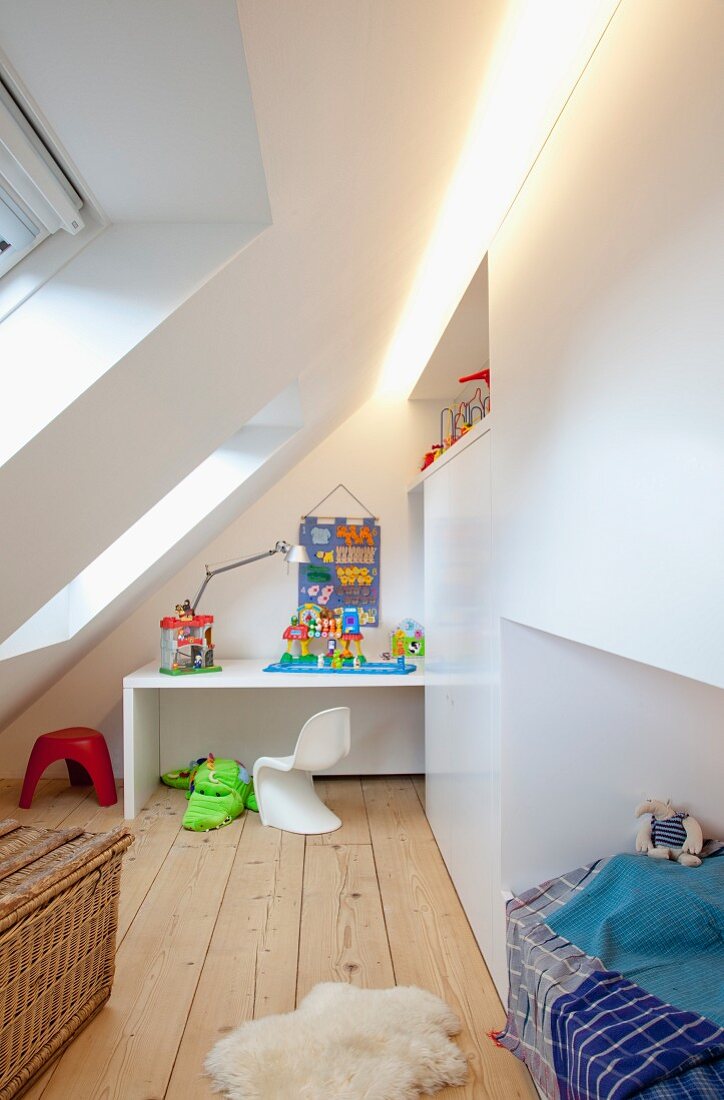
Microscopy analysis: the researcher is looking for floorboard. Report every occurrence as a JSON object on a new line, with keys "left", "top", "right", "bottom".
{"left": 0, "top": 778, "right": 92, "bottom": 829}
{"left": 166, "top": 812, "right": 304, "bottom": 1099}
{"left": 40, "top": 819, "right": 237, "bottom": 1099}
{"left": 363, "top": 777, "right": 537, "bottom": 1099}
{"left": 0, "top": 776, "right": 533, "bottom": 1099}
{"left": 297, "top": 841, "right": 395, "bottom": 1001}
{"left": 307, "top": 777, "right": 370, "bottom": 845}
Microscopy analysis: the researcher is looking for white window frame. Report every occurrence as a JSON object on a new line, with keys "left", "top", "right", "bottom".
{"left": 0, "top": 74, "right": 84, "bottom": 280}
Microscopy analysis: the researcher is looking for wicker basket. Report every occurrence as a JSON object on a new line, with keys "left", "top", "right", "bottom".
{"left": 0, "top": 819, "right": 132, "bottom": 1099}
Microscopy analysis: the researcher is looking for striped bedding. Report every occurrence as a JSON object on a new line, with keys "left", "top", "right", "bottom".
{"left": 494, "top": 845, "right": 724, "bottom": 1099}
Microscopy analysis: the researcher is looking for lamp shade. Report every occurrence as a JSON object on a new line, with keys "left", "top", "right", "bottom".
{"left": 284, "top": 543, "right": 311, "bottom": 564}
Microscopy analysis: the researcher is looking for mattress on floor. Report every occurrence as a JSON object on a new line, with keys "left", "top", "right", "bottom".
{"left": 495, "top": 844, "right": 724, "bottom": 1100}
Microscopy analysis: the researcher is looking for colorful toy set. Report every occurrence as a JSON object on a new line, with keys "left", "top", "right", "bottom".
{"left": 391, "top": 618, "right": 425, "bottom": 659}
{"left": 161, "top": 754, "right": 258, "bottom": 831}
{"left": 264, "top": 603, "right": 417, "bottom": 674}
{"left": 159, "top": 608, "right": 221, "bottom": 675}
{"left": 280, "top": 603, "right": 367, "bottom": 667}
{"left": 420, "top": 368, "right": 490, "bottom": 471}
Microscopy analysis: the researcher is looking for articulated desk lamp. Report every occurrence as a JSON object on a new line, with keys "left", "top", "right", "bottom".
{"left": 159, "top": 540, "right": 311, "bottom": 676}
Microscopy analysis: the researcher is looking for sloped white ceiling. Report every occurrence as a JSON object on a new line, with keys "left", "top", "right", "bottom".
{"left": 0, "top": 0, "right": 270, "bottom": 222}
{"left": 1, "top": 0, "right": 507, "bottom": 640}
{"left": 0, "top": 1, "right": 617, "bottom": 738}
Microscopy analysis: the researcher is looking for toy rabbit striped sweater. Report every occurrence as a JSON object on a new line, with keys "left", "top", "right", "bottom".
{"left": 651, "top": 811, "right": 689, "bottom": 849}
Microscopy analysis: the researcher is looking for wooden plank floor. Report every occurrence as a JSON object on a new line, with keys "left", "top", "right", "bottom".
{"left": 1, "top": 776, "right": 535, "bottom": 1099}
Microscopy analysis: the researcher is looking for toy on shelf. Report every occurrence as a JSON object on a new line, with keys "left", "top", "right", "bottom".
{"left": 160, "top": 612, "right": 221, "bottom": 675}
{"left": 339, "top": 606, "right": 366, "bottom": 664}
{"left": 159, "top": 539, "right": 310, "bottom": 674}
{"left": 418, "top": 367, "right": 490, "bottom": 471}
{"left": 265, "top": 603, "right": 416, "bottom": 674}
{"left": 282, "top": 615, "right": 313, "bottom": 664}
{"left": 281, "top": 603, "right": 345, "bottom": 666}
{"left": 391, "top": 618, "right": 425, "bottom": 659}
{"left": 279, "top": 603, "right": 366, "bottom": 667}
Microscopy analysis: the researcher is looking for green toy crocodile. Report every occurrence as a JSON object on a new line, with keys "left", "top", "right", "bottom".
{"left": 161, "top": 754, "right": 258, "bottom": 831}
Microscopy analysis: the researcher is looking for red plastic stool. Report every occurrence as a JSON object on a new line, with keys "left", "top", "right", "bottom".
{"left": 19, "top": 727, "right": 117, "bottom": 809}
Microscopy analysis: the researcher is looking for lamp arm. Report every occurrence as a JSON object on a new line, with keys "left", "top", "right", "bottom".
{"left": 191, "top": 541, "right": 291, "bottom": 613}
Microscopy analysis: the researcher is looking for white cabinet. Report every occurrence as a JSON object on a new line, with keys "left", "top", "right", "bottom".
{"left": 422, "top": 424, "right": 495, "bottom": 962}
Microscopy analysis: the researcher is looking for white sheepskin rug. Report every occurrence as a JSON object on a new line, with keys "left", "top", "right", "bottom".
{"left": 205, "top": 982, "right": 468, "bottom": 1099}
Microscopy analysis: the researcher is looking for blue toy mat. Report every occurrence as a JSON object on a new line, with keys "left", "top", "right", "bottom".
{"left": 263, "top": 661, "right": 417, "bottom": 675}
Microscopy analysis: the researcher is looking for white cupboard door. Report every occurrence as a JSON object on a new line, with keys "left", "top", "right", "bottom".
{"left": 424, "top": 432, "right": 494, "bottom": 961}
{"left": 424, "top": 460, "right": 453, "bottom": 869}
{"left": 446, "top": 432, "right": 493, "bottom": 959}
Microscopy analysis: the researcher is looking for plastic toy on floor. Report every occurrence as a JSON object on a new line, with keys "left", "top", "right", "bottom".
{"left": 161, "top": 754, "right": 258, "bottom": 831}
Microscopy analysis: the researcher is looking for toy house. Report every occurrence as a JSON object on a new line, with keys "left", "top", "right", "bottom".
{"left": 159, "top": 613, "right": 220, "bottom": 675}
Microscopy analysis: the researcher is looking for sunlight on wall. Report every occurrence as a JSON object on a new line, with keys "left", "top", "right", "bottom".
{"left": 0, "top": 384, "right": 302, "bottom": 660}
{"left": 376, "top": 0, "right": 620, "bottom": 399}
{"left": 0, "top": 222, "right": 264, "bottom": 468}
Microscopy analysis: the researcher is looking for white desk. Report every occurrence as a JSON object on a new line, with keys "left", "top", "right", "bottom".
{"left": 123, "top": 658, "right": 425, "bottom": 818}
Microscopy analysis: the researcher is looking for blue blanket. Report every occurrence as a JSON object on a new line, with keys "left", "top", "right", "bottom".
{"left": 496, "top": 845, "right": 724, "bottom": 1099}
{"left": 546, "top": 851, "right": 724, "bottom": 1027}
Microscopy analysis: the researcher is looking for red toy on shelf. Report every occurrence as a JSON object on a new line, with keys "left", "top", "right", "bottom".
{"left": 160, "top": 612, "right": 220, "bottom": 675}
{"left": 418, "top": 367, "right": 490, "bottom": 471}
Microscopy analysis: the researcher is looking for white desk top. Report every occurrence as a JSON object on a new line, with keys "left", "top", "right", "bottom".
{"left": 124, "top": 658, "right": 426, "bottom": 689}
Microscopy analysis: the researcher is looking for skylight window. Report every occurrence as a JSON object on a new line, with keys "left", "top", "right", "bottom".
{"left": 0, "top": 75, "right": 83, "bottom": 278}
{"left": 0, "top": 182, "right": 41, "bottom": 271}
{"left": 0, "top": 383, "right": 303, "bottom": 662}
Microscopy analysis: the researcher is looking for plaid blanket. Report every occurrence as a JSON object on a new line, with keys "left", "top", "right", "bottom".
{"left": 547, "top": 850, "right": 724, "bottom": 1027}
{"left": 495, "top": 845, "right": 724, "bottom": 1099}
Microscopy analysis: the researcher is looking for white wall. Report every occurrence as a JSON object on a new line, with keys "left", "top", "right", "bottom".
{"left": 489, "top": 0, "right": 724, "bottom": 688}
{"left": 500, "top": 621, "right": 724, "bottom": 895}
{"left": 482, "top": 0, "right": 724, "bottom": 993}
{"left": 0, "top": 397, "right": 436, "bottom": 776}
{"left": 489, "top": 619, "right": 724, "bottom": 996}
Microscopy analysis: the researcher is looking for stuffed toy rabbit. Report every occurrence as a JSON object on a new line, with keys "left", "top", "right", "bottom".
{"left": 635, "top": 798, "right": 704, "bottom": 866}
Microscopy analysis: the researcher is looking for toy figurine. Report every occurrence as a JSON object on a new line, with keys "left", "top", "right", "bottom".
{"left": 317, "top": 654, "right": 325, "bottom": 669}
{"left": 339, "top": 606, "right": 366, "bottom": 664}
{"left": 281, "top": 615, "right": 313, "bottom": 663}
{"left": 391, "top": 619, "right": 425, "bottom": 659}
{"left": 635, "top": 798, "right": 705, "bottom": 866}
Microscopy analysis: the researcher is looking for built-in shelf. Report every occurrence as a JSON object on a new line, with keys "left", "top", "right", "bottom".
{"left": 407, "top": 413, "right": 492, "bottom": 493}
